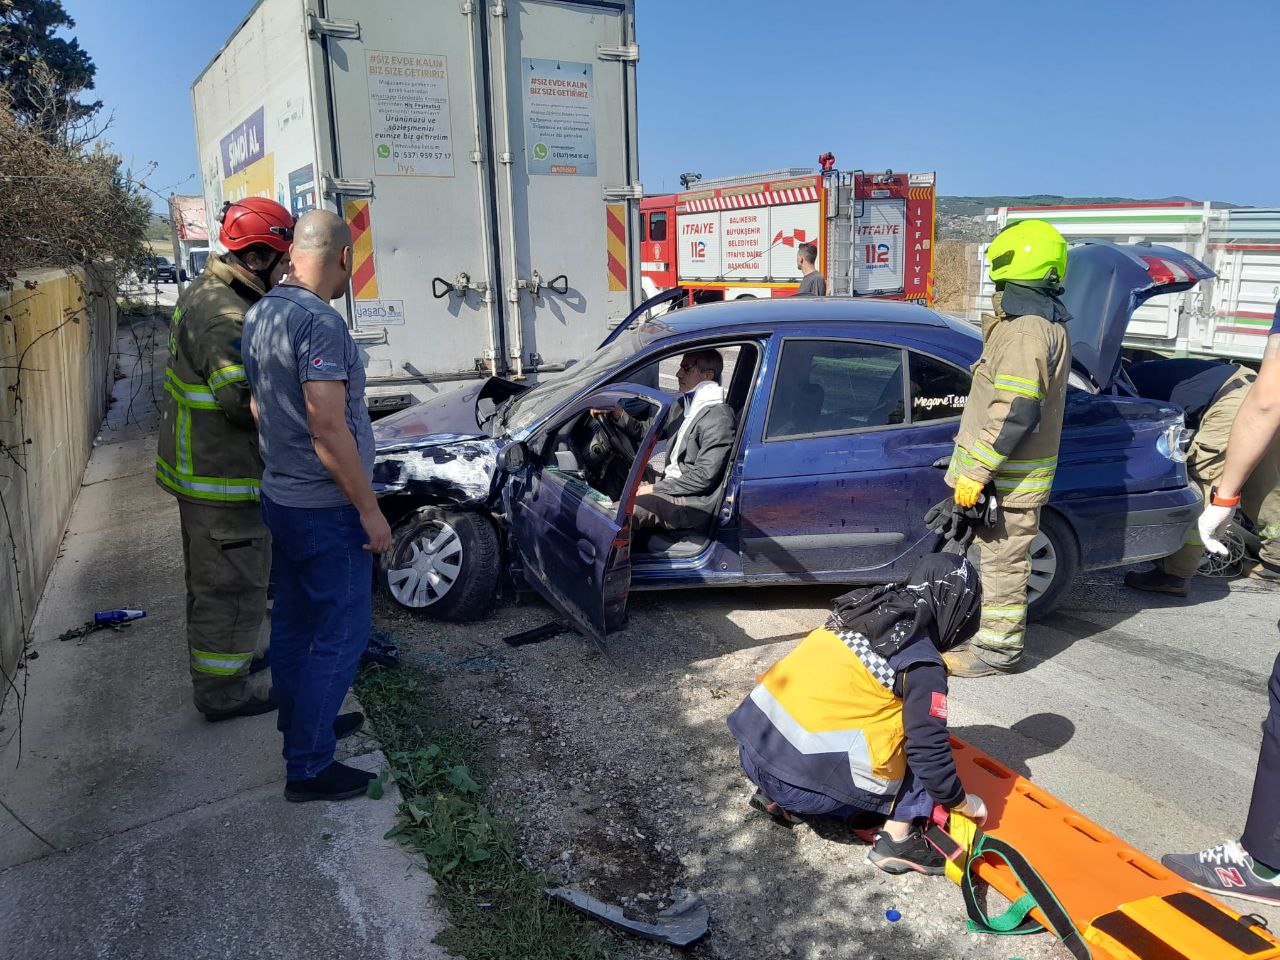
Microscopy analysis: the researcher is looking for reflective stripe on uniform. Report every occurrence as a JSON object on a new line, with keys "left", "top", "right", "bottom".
{"left": 981, "top": 604, "right": 1027, "bottom": 620}
{"left": 1259, "top": 523, "right": 1280, "bottom": 541}
{"left": 155, "top": 456, "right": 260, "bottom": 502}
{"left": 168, "top": 307, "right": 183, "bottom": 354}
{"left": 208, "top": 364, "right": 246, "bottom": 391}
{"left": 975, "top": 626, "right": 1024, "bottom": 648}
{"left": 970, "top": 439, "right": 1004, "bottom": 469}
{"left": 191, "top": 647, "right": 254, "bottom": 677}
{"left": 177, "top": 405, "right": 193, "bottom": 474}
{"left": 165, "top": 369, "right": 219, "bottom": 408}
{"left": 993, "top": 456, "right": 1057, "bottom": 496}
{"left": 993, "top": 374, "right": 1044, "bottom": 401}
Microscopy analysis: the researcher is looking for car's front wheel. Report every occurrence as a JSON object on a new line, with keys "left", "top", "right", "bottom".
{"left": 966, "top": 508, "right": 1078, "bottom": 621}
{"left": 381, "top": 506, "right": 499, "bottom": 621}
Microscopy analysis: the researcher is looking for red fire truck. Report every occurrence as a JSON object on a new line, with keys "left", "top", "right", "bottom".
{"left": 640, "top": 160, "right": 937, "bottom": 304}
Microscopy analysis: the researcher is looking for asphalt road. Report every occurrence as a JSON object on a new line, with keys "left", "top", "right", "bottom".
{"left": 382, "top": 559, "right": 1280, "bottom": 959}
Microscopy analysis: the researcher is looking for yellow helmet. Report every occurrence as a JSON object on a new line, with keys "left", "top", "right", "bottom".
{"left": 986, "top": 219, "right": 1068, "bottom": 285}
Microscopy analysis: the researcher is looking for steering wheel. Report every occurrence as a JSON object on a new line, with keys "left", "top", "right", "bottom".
{"left": 594, "top": 410, "right": 638, "bottom": 462}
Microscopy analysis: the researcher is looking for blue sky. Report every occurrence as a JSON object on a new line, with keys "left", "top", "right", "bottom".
{"left": 66, "top": 0, "right": 1280, "bottom": 210}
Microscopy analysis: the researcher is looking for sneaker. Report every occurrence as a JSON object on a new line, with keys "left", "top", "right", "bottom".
{"left": 748, "top": 788, "right": 804, "bottom": 828}
{"left": 203, "top": 694, "right": 279, "bottom": 723}
{"left": 1124, "top": 567, "right": 1190, "bottom": 596}
{"left": 868, "top": 829, "right": 946, "bottom": 876}
{"left": 284, "top": 761, "right": 377, "bottom": 803}
{"left": 1161, "top": 840, "right": 1280, "bottom": 906}
{"left": 943, "top": 647, "right": 1004, "bottom": 678}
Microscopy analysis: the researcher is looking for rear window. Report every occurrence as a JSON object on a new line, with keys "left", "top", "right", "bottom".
{"left": 766, "top": 340, "right": 906, "bottom": 439}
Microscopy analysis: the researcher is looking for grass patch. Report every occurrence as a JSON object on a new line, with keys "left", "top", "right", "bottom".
{"left": 356, "top": 665, "right": 617, "bottom": 960}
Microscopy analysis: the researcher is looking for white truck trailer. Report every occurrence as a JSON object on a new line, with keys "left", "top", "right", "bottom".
{"left": 980, "top": 203, "right": 1280, "bottom": 363}
{"left": 193, "top": 0, "right": 641, "bottom": 411}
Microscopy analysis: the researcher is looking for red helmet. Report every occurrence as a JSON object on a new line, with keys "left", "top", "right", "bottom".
{"left": 218, "top": 197, "right": 294, "bottom": 253}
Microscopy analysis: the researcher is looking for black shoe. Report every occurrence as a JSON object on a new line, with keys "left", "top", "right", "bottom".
{"left": 748, "top": 788, "right": 804, "bottom": 827}
{"left": 867, "top": 829, "right": 946, "bottom": 876}
{"left": 1124, "top": 568, "right": 1189, "bottom": 597}
{"left": 249, "top": 652, "right": 270, "bottom": 676}
{"left": 334, "top": 711, "right": 365, "bottom": 740}
{"left": 284, "top": 761, "right": 376, "bottom": 803}
{"left": 203, "top": 694, "right": 279, "bottom": 723}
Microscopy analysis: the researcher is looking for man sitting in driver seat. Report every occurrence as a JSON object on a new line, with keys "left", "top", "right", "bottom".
{"left": 605, "top": 349, "right": 736, "bottom": 533}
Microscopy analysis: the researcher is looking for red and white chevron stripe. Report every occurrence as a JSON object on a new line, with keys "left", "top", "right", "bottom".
{"left": 679, "top": 186, "right": 819, "bottom": 213}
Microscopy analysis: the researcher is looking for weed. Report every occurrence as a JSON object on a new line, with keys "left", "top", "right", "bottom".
{"left": 356, "top": 665, "right": 618, "bottom": 960}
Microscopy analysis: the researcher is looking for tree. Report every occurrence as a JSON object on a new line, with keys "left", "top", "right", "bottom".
{"left": 0, "top": 0, "right": 101, "bottom": 139}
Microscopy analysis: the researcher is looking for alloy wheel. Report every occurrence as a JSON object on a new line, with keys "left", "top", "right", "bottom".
{"left": 386, "top": 519, "right": 464, "bottom": 608}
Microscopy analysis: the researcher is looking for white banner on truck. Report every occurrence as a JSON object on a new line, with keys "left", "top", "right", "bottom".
{"left": 522, "top": 57, "right": 597, "bottom": 176}
{"left": 367, "top": 50, "right": 455, "bottom": 177}
{"left": 853, "top": 198, "right": 905, "bottom": 294}
{"left": 768, "top": 202, "right": 820, "bottom": 282}
{"left": 721, "top": 209, "right": 767, "bottom": 278}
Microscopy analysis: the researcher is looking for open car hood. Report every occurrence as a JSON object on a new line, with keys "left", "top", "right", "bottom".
{"left": 1061, "top": 241, "right": 1213, "bottom": 389}
{"left": 372, "top": 377, "right": 527, "bottom": 450}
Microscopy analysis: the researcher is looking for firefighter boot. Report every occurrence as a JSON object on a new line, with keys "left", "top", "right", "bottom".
{"left": 1124, "top": 567, "right": 1191, "bottom": 597}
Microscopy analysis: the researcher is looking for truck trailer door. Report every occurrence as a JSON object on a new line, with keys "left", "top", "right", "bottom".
{"left": 485, "top": 0, "right": 641, "bottom": 380}
{"left": 309, "top": 0, "right": 505, "bottom": 397}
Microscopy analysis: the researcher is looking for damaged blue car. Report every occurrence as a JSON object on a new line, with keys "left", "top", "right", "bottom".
{"left": 372, "top": 241, "right": 1209, "bottom": 642}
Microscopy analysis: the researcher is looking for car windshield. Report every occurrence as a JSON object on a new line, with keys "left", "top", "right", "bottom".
{"left": 502, "top": 320, "right": 672, "bottom": 436}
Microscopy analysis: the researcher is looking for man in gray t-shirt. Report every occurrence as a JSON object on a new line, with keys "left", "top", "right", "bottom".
{"left": 796, "top": 241, "right": 827, "bottom": 296}
{"left": 242, "top": 209, "right": 391, "bottom": 804}
{"left": 244, "top": 284, "right": 375, "bottom": 506}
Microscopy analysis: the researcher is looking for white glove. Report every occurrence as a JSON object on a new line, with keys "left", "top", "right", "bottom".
{"left": 955, "top": 793, "right": 988, "bottom": 825}
{"left": 1198, "top": 502, "right": 1236, "bottom": 557}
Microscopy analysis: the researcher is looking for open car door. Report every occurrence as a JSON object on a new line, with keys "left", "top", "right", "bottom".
{"left": 505, "top": 384, "right": 674, "bottom": 643}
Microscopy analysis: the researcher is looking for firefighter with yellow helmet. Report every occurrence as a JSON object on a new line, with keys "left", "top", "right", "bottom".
{"left": 943, "top": 220, "right": 1072, "bottom": 677}
{"left": 155, "top": 197, "right": 295, "bottom": 720}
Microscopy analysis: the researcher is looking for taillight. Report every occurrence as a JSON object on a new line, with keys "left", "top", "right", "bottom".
{"left": 1141, "top": 255, "right": 1190, "bottom": 286}
{"left": 1157, "top": 418, "right": 1191, "bottom": 462}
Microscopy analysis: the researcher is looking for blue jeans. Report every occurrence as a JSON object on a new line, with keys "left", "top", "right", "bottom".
{"left": 260, "top": 495, "right": 372, "bottom": 781}
{"left": 739, "top": 746, "right": 934, "bottom": 822}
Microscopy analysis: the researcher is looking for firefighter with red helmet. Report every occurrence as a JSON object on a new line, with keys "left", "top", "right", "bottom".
{"left": 155, "top": 197, "right": 294, "bottom": 721}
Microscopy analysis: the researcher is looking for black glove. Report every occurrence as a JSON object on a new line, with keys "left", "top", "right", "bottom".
{"left": 925, "top": 485, "right": 1000, "bottom": 552}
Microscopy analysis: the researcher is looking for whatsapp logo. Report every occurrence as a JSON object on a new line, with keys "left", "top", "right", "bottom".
{"left": 377, "top": 144, "right": 391, "bottom": 158}
{"left": 532, "top": 142, "right": 549, "bottom": 161}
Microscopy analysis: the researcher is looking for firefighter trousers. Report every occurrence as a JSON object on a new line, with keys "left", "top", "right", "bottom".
{"left": 178, "top": 500, "right": 271, "bottom": 714}
{"left": 1160, "top": 376, "right": 1280, "bottom": 579}
{"left": 972, "top": 505, "right": 1041, "bottom": 669}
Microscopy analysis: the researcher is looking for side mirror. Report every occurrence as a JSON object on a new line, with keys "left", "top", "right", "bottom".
{"left": 499, "top": 442, "right": 528, "bottom": 473}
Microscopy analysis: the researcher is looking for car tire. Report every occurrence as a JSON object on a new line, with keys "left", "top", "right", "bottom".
{"left": 966, "top": 508, "right": 1079, "bottom": 621}
{"left": 381, "top": 507, "right": 499, "bottom": 621}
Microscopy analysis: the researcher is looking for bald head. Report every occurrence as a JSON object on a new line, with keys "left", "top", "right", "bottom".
{"left": 291, "top": 209, "right": 352, "bottom": 263}
{"left": 287, "top": 209, "right": 354, "bottom": 300}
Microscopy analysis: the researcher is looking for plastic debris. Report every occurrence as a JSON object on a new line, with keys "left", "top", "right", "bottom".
{"left": 94, "top": 609, "right": 147, "bottom": 626}
{"left": 546, "top": 886, "right": 709, "bottom": 947}
{"left": 885, "top": 908, "right": 901, "bottom": 922}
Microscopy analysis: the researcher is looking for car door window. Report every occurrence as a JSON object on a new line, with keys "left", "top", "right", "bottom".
{"left": 648, "top": 211, "right": 667, "bottom": 242}
{"left": 766, "top": 340, "right": 906, "bottom": 439}
{"left": 909, "top": 352, "right": 970, "bottom": 423}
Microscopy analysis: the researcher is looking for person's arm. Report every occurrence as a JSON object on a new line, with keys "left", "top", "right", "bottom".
{"left": 1200, "top": 333, "right": 1280, "bottom": 553}
{"left": 900, "top": 663, "right": 966, "bottom": 807}
{"left": 194, "top": 313, "right": 255, "bottom": 430}
{"left": 653, "top": 406, "right": 734, "bottom": 497}
{"left": 303, "top": 380, "right": 392, "bottom": 552}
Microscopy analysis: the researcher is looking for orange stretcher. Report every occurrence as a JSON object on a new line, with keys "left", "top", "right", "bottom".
{"left": 928, "top": 735, "right": 1280, "bottom": 960}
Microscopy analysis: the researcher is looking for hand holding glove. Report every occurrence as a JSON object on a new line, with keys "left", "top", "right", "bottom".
{"left": 1198, "top": 502, "right": 1235, "bottom": 557}
{"left": 953, "top": 475, "right": 984, "bottom": 509}
{"left": 954, "top": 792, "right": 988, "bottom": 825}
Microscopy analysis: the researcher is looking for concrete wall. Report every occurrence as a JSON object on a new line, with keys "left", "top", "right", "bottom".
{"left": 0, "top": 267, "right": 116, "bottom": 681}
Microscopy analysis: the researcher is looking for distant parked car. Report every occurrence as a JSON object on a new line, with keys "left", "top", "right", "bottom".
{"left": 141, "top": 256, "right": 177, "bottom": 283}
{"left": 370, "top": 242, "right": 1210, "bottom": 641}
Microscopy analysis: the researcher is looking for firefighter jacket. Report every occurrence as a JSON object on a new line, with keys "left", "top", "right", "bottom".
{"left": 155, "top": 257, "right": 265, "bottom": 504}
{"left": 946, "top": 286, "right": 1071, "bottom": 508}
{"left": 726, "top": 625, "right": 963, "bottom": 813}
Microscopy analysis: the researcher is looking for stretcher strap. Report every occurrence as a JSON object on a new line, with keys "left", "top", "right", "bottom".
{"left": 961, "top": 832, "right": 1092, "bottom": 960}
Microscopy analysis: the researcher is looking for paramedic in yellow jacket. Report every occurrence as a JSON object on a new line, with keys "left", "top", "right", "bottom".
{"left": 943, "top": 220, "right": 1072, "bottom": 677}
{"left": 728, "top": 554, "right": 988, "bottom": 876}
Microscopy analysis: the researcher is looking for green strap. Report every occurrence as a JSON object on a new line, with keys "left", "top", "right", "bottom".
{"left": 966, "top": 892, "right": 1039, "bottom": 935}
